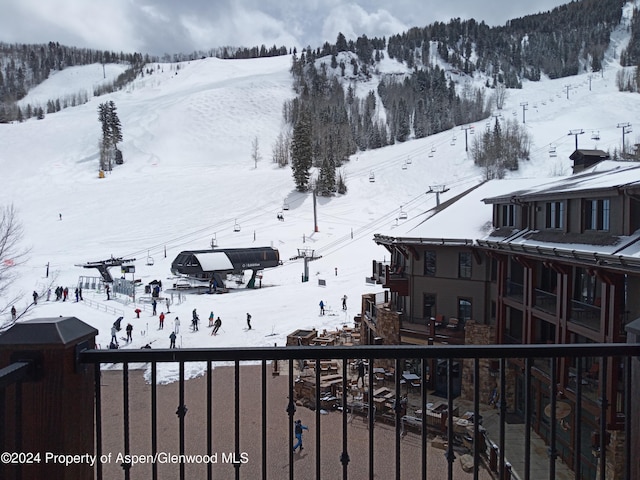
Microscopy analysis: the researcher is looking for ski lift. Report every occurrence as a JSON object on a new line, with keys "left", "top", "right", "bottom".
{"left": 591, "top": 130, "right": 600, "bottom": 141}
{"left": 549, "top": 145, "right": 557, "bottom": 158}
{"left": 283, "top": 202, "right": 289, "bottom": 211}
{"left": 428, "top": 145, "right": 435, "bottom": 157}
{"left": 399, "top": 206, "right": 408, "bottom": 220}
{"left": 210, "top": 234, "right": 218, "bottom": 249}
{"left": 369, "top": 171, "right": 375, "bottom": 182}
{"left": 406, "top": 156, "right": 412, "bottom": 164}
{"left": 233, "top": 219, "right": 241, "bottom": 232}
{"left": 146, "top": 250, "right": 154, "bottom": 266}
{"left": 402, "top": 161, "right": 408, "bottom": 170}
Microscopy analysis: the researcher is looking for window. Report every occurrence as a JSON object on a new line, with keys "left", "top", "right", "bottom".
{"left": 423, "top": 294, "right": 436, "bottom": 319}
{"left": 458, "top": 252, "right": 472, "bottom": 279}
{"left": 545, "top": 201, "right": 564, "bottom": 229}
{"left": 457, "top": 298, "right": 472, "bottom": 321}
{"left": 584, "top": 199, "right": 610, "bottom": 231}
{"left": 501, "top": 204, "right": 516, "bottom": 227}
{"left": 423, "top": 250, "right": 436, "bottom": 276}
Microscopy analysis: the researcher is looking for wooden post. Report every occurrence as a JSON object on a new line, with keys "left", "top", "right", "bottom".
{"left": 0, "top": 317, "right": 97, "bottom": 480}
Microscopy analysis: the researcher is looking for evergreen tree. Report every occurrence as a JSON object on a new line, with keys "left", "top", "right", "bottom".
{"left": 290, "top": 110, "right": 313, "bottom": 191}
{"left": 97, "top": 100, "right": 123, "bottom": 171}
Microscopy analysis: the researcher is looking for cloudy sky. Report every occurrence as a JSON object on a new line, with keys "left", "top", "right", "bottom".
{"left": 2, "top": 0, "right": 571, "bottom": 56}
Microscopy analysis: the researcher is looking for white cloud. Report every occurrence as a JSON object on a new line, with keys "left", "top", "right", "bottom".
{"left": 322, "top": 4, "right": 408, "bottom": 43}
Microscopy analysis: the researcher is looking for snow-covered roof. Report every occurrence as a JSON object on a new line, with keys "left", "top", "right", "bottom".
{"left": 193, "top": 252, "right": 234, "bottom": 271}
{"left": 375, "top": 178, "right": 545, "bottom": 245}
{"left": 483, "top": 161, "right": 640, "bottom": 203}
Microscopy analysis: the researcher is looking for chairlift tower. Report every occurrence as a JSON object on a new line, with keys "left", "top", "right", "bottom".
{"left": 294, "top": 248, "right": 321, "bottom": 282}
{"left": 617, "top": 122, "right": 632, "bottom": 154}
{"left": 460, "top": 125, "right": 474, "bottom": 152}
{"left": 567, "top": 129, "right": 584, "bottom": 150}
{"left": 426, "top": 185, "right": 450, "bottom": 207}
{"left": 520, "top": 102, "right": 528, "bottom": 124}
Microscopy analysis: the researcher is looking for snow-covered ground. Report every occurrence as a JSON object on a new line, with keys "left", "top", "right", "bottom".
{"left": 1, "top": 40, "right": 640, "bottom": 383}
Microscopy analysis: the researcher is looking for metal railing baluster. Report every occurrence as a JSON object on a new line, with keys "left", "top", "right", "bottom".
{"left": 123, "top": 362, "right": 131, "bottom": 480}
{"left": 152, "top": 361, "right": 158, "bottom": 480}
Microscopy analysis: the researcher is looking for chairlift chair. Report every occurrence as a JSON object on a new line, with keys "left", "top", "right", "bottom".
{"left": 283, "top": 202, "right": 289, "bottom": 211}
{"left": 233, "top": 220, "right": 241, "bottom": 232}
{"left": 210, "top": 234, "right": 218, "bottom": 249}
{"left": 549, "top": 145, "right": 557, "bottom": 158}
{"left": 406, "top": 156, "right": 412, "bottom": 164}
{"left": 146, "top": 251, "right": 154, "bottom": 266}
{"left": 369, "top": 171, "right": 375, "bottom": 182}
{"left": 399, "top": 207, "right": 407, "bottom": 220}
{"left": 591, "top": 131, "right": 600, "bottom": 140}
{"left": 402, "top": 162, "right": 408, "bottom": 170}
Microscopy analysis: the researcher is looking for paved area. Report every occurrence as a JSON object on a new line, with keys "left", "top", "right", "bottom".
{"left": 99, "top": 365, "right": 494, "bottom": 480}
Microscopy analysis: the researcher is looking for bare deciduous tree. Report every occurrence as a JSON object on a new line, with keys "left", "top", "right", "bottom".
{"left": 271, "top": 131, "right": 291, "bottom": 167}
{"left": 0, "top": 204, "right": 30, "bottom": 316}
{"left": 251, "top": 136, "right": 261, "bottom": 169}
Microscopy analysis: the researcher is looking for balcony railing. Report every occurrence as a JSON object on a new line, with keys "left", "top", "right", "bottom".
{"left": 569, "top": 300, "right": 601, "bottom": 331}
{"left": 534, "top": 289, "right": 558, "bottom": 314}
{"left": 1, "top": 318, "right": 636, "bottom": 480}
{"left": 76, "top": 344, "right": 637, "bottom": 480}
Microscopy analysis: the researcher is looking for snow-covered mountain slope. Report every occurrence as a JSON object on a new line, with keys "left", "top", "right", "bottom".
{"left": 1, "top": 46, "right": 639, "bottom": 382}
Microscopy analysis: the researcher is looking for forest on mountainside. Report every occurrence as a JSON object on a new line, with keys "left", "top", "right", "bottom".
{"left": 284, "top": 0, "right": 638, "bottom": 192}
{"left": 0, "top": 41, "right": 289, "bottom": 123}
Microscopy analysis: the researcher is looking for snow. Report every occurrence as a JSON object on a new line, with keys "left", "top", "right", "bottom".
{"left": 2, "top": 32, "right": 640, "bottom": 383}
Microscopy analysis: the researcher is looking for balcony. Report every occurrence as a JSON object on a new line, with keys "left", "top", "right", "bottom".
{"left": 506, "top": 280, "right": 524, "bottom": 303}
{"left": 372, "top": 261, "right": 408, "bottom": 296}
{"left": 569, "top": 300, "right": 601, "bottom": 332}
{"left": 534, "top": 289, "right": 558, "bottom": 315}
{"left": 1, "top": 317, "right": 638, "bottom": 480}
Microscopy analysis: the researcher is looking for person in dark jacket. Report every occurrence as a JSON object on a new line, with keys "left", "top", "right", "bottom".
{"left": 292, "top": 420, "right": 308, "bottom": 452}
{"left": 212, "top": 317, "right": 222, "bottom": 336}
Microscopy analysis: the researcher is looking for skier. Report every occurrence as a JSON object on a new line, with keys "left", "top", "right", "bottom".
{"left": 319, "top": 300, "right": 325, "bottom": 315}
{"left": 246, "top": 312, "right": 252, "bottom": 330}
{"left": 75, "top": 288, "right": 79, "bottom": 302}
{"left": 11, "top": 305, "right": 16, "bottom": 321}
{"left": 342, "top": 294, "right": 347, "bottom": 310}
{"left": 32, "top": 291, "right": 38, "bottom": 304}
{"left": 105, "top": 284, "right": 110, "bottom": 300}
{"left": 125, "top": 323, "right": 133, "bottom": 342}
{"left": 212, "top": 317, "right": 222, "bottom": 336}
{"left": 159, "top": 312, "right": 165, "bottom": 329}
{"left": 292, "top": 420, "right": 308, "bottom": 452}
{"left": 111, "top": 325, "right": 118, "bottom": 345}
{"left": 208, "top": 311, "right": 214, "bottom": 327}
{"left": 192, "top": 309, "right": 199, "bottom": 331}
{"left": 169, "top": 331, "right": 177, "bottom": 348}
{"left": 166, "top": 298, "right": 171, "bottom": 313}
{"left": 174, "top": 317, "right": 180, "bottom": 334}
{"left": 152, "top": 299, "right": 157, "bottom": 316}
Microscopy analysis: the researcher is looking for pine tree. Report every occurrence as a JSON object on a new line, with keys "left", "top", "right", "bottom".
{"left": 290, "top": 110, "right": 313, "bottom": 191}
{"left": 98, "top": 101, "right": 123, "bottom": 170}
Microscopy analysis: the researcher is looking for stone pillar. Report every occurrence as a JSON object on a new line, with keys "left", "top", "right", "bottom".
{"left": 0, "top": 317, "right": 97, "bottom": 480}
{"left": 461, "top": 321, "right": 497, "bottom": 404}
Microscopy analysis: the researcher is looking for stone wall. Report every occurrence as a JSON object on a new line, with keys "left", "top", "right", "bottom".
{"left": 460, "top": 321, "right": 498, "bottom": 405}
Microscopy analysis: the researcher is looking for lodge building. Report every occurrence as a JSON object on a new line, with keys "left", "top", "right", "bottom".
{"left": 363, "top": 153, "right": 640, "bottom": 479}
